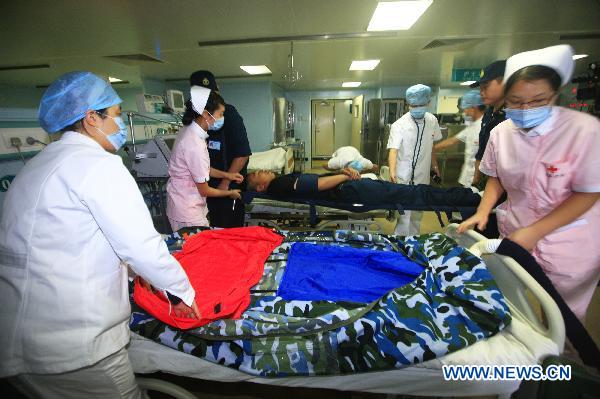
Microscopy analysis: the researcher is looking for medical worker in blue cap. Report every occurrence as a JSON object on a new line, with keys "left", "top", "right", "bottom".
{"left": 434, "top": 90, "right": 486, "bottom": 187}
{"left": 387, "top": 84, "right": 442, "bottom": 235}
{"left": 0, "top": 72, "right": 199, "bottom": 398}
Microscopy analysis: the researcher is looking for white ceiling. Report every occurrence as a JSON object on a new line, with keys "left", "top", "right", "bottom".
{"left": 1, "top": 0, "right": 599, "bottom": 90}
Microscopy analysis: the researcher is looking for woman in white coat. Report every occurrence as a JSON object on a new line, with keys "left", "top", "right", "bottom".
{"left": 0, "top": 72, "right": 199, "bottom": 398}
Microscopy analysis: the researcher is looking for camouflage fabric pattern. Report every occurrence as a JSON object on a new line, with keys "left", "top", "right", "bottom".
{"left": 130, "top": 229, "right": 511, "bottom": 376}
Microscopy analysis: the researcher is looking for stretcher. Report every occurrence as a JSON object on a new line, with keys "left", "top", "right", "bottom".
{"left": 244, "top": 191, "right": 476, "bottom": 229}
{"left": 245, "top": 195, "right": 390, "bottom": 232}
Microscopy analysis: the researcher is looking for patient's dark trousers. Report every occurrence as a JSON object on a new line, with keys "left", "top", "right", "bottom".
{"left": 337, "top": 180, "right": 481, "bottom": 208}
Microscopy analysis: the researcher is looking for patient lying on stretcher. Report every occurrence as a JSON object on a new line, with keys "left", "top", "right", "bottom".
{"left": 246, "top": 168, "right": 481, "bottom": 208}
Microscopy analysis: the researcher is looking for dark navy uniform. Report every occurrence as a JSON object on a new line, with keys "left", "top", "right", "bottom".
{"left": 206, "top": 103, "right": 252, "bottom": 227}
{"left": 470, "top": 60, "right": 507, "bottom": 163}
{"left": 474, "top": 106, "right": 506, "bottom": 161}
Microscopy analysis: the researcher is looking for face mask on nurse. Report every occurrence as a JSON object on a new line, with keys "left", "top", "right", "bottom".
{"left": 206, "top": 111, "right": 225, "bottom": 131}
{"left": 504, "top": 78, "right": 557, "bottom": 129}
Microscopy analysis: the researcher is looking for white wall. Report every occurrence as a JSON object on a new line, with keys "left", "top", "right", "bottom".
{"left": 436, "top": 87, "right": 471, "bottom": 114}
{"left": 218, "top": 81, "right": 275, "bottom": 152}
{"left": 168, "top": 79, "right": 277, "bottom": 153}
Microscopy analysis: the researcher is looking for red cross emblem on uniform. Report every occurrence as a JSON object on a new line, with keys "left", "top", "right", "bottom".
{"left": 546, "top": 165, "right": 559, "bottom": 174}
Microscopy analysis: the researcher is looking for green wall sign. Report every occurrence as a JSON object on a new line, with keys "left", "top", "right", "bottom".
{"left": 452, "top": 68, "right": 483, "bottom": 82}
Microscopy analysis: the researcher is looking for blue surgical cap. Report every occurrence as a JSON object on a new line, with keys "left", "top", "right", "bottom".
{"left": 406, "top": 84, "right": 431, "bottom": 106}
{"left": 38, "top": 71, "right": 122, "bottom": 134}
{"left": 460, "top": 90, "right": 484, "bottom": 109}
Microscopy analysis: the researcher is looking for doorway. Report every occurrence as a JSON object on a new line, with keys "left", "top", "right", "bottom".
{"left": 351, "top": 95, "right": 364, "bottom": 149}
{"left": 311, "top": 99, "right": 353, "bottom": 159}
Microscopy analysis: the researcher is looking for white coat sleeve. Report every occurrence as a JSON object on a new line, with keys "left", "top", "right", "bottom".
{"left": 455, "top": 128, "right": 468, "bottom": 143}
{"left": 433, "top": 118, "right": 443, "bottom": 141}
{"left": 387, "top": 124, "right": 402, "bottom": 150}
{"left": 80, "top": 156, "right": 195, "bottom": 306}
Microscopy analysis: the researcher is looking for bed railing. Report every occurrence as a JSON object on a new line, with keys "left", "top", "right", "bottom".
{"left": 446, "top": 224, "right": 565, "bottom": 352}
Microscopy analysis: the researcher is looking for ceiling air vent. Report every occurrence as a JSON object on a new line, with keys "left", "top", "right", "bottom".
{"left": 105, "top": 53, "right": 164, "bottom": 65}
{"left": 559, "top": 32, "right": 600, "bottom": 40}
{"left": 166, "top": 74, "right": 267, "bottom": 82}
{"left": 0, "top": 64, "right": 50, "bottom": 71}
{"left": 422, "top": 38, "right": 482, "bottom": 50}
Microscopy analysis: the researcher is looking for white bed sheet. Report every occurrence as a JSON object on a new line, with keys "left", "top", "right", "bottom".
{"left": 247, "top": 148, "right": 288, "bottom": 172}
{"left": 128, "top": 312, "right": 557, "bottom": 396}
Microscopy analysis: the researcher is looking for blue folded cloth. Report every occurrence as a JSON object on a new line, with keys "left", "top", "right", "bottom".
{"left": 277, "top": 243, "right": 425, "bottom": 303}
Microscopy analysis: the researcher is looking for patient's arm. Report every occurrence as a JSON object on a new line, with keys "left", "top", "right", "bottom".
{"left": 316, "top": 174, "right": 351, "bottom": 191}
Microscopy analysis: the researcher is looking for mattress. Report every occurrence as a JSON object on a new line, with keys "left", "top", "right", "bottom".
{"left": 129, "top": 311, "right": 557, "bottom": 396}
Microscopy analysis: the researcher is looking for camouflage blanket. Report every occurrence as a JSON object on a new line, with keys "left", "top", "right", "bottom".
{"left": 130, "top": 229, "right": 511, "bottom": 376}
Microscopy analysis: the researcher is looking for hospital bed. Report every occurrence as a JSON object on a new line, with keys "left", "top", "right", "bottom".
{"left": 128, "top": 225, "right": 564, "bottom": 398}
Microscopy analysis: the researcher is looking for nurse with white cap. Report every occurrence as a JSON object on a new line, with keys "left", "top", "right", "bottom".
{"left": 459, "top": 45, "right": 600, "bottom": 322}
{"left": 387, "top": 84, "right": 442, "bottom": 235}
{"left": 0, "top": 72, "right": 199, "bottom": 398}
{"left": 166, "top": 86, "right": 243, "bottom": 232}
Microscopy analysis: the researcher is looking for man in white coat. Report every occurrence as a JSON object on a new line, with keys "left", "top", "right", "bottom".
{"left": 434, "top": 90, "right": 486, "bottom": 188}
{"left": 387, "top": 84, "right": 442, "bottom": 236}
{"left": 0, "top": 72, "right": 199, "bottom": 398}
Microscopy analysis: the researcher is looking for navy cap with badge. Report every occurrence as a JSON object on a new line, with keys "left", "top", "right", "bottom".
{"left": 470, "top": 60, "right": 507, "bottom": 88}
{"left": 189, "top": 70, "right": 219, "bottom": 92}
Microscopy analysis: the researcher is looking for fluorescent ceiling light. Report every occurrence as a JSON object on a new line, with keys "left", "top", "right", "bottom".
{"left": 573, "top": 54, "right": 588, "bottom": 60}
{"left": 342, "top": 82, "right": 362, "bottom": 88}
{"left": 460, "top": 81, "right": 476, "bottom": 86}
{"left": 108, "top": 76, "right": 123, "bottom": 83}
{"left": 240, "top": 65, "right": 272, "bottom": 75}
{"left": 350, "top": 59, "right": 381, "bottom": 70}
{"left": 367, "top": 0, "right": 433, "bottom": 31}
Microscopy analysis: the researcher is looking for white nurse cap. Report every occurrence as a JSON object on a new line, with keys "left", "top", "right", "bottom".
{"left": 504, "top": 44, "right": 575, "bottom": 87}
{"left": 190, "top": 85, "right": 211, "bottom": 113}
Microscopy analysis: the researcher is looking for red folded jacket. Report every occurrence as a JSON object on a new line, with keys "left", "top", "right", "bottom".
{"left": 134, "top": 226, "right": 283, "bottom": 329}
